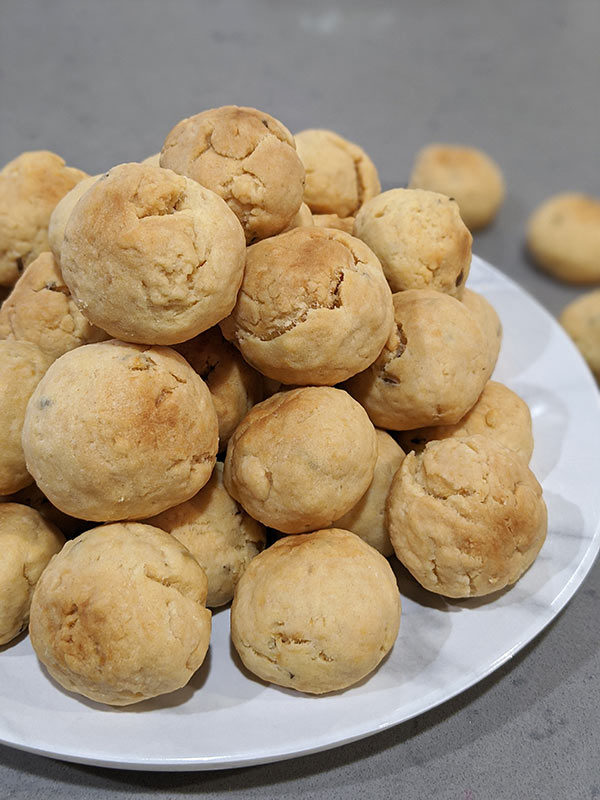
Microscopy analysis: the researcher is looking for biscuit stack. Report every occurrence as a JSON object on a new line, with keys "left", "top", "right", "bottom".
{"left": 0, "top": 106, "right": 546, "bottom": 705}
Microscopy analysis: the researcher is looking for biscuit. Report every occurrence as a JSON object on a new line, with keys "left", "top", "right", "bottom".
{"left": 295, "top": 129, "right": 380, "bottom": 217}
{"left": 1, "top": 483, "right": 87, "bottom": 539}
{"left": 161, "top": 106, "right": 305, "bottom": 243}
{"left": 282, "top": 202, "right": 314, "bottom": 232}
{"left": 0, "top": 151, "right": 87, "bottom": 287}
{"left": 560, "top": 290, "right": 600, "bottom": 379}
{"left": 22, "top": 341, "right": 218, "bottom": 521}
{"left": 231, "top": 529, "right": 400, "bottom": 694}
{"left": 0, "top": 503, "right": 65, "bottom": 644}
{"left": 220, "top": 227, "right": 394, "bottom": 385}
{"left": 345, "top": 289, "right": 489, "bottom": 430}
{"left": 0, "top": 340, "right": 49, "bottom": 495}
{"left": 0, "top": 252, "right": 108, "bottom": 362}
{"left": 386, "top": 435, "right": 547, "bottom": 597}
{"left": 223, "top": 387, "right": 377, "bottom": 533}
{"left": 61, "top": 162, "right": 246, "bottom": 345}
{"left": 398, "top": 381, "right": 534, "bottom": 462}
{"left": 312, "top": 214, "right": 355, "bottom": 233}
{"left": 176, "top": 327, "right": 263, "bottom": 448}
{"left": 527, "top": 193, "right": 600, "bottom": 284}
{"left": 146, "top": 463, "right": 266, "bottom": 607}
{"left": 141, "top": 153, "right": 161, "bottom": 166}
{"left": 461, "top": 288, "right": 502, "bottom": 380}
{"left": 409, "top": 144, "right": 504, "bottom": 230}
{"left": 29, "top": 522, "right": 212, "bottom": 705}
{"left": 353, "top": 189, "right": 472, "bottom": 296}
{"left": 48, "top": 174, "right": 100, "bottom": 262}
{"left": 331, "top": 429, "right": 405, "bottom": 556}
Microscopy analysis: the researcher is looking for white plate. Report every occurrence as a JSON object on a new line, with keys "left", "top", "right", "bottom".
{"left": 1, "top": 255, "right": 600, "bottom": 771}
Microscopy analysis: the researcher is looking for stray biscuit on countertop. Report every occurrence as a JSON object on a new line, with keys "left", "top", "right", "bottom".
{"left": 231, "top": 529, "right": 400, "bottom": 694}
{"left": 560, "top": 290, "right": 600, "bottom": 379}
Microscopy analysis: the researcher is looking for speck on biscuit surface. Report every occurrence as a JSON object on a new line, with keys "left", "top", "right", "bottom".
{"left": 295, "top": 129, "right": 380, "bottom": 218}
{"left": 60, "top": 162, "right": 246, "bottom": 345}
{"left": 29, "top": 522, "right": 212, "bottom": 706}
{"left": 409, "top": 144, "right": 504, "bottom": 231}
{"left": 0, "top": 151, "right": 87, "bottom": 287}
{"left": 22, "top": 340, "right": 218, "bottom": 521}
{"left": 353, "top": 188, "right": 472, "bottom": 296}
{"left": 0, "top": 251, "right": 108, "bottom": 362}
{"left": 0, "top": 503, "right": 65, "bottom": 645}
{"left": 345, "top": 289, "right": 490, "bottom": 430}
{"left": 146, "top": 462, "right": 266, "bottom": 608}
{"left": 231, "top": 529, "right": 401, "bottom": 694}
{"left": 527, "top": 193, "right": 600, "bottom": 284}
{"left": 223, "top": 386, "right": 378, "bottom": 533}
{"left": 386, "top": 435, "right": 547, "bottom": 598}
{"left": 220, "top": 226, "right": 394, "bottom": 386}
{"left": 161, "top": 106, "right": 305, "bottom": 243}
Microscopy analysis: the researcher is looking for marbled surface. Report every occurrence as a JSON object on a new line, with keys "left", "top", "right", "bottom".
{"left": 1, "top": 0, "right": 600, "bottom": 797}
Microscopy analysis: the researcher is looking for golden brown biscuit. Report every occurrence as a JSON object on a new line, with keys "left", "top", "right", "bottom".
{"left": 0, "top": 252, "right": 108, "bottom": 362}
{"left": 48, "top": 174, "right": 99, "bottom": 262}
{"left": 345, "top": 290, "right": 489, "bottom": 430}
{"left": 223, "top": 387, "right": 377, "bottom": 533}
{"left": 22, "top": 341, "right": 218, "bottom": 521}
{"left": 0, "top": 151, "right": 87, "bottom": 287}
{"left": 0, "top": 503, "right": 64, "bottom": 644}
{"left": 220, "top": 227, "right": 394, "bottom": 385}
{"left": 61, "top": 163, "right": 246, "bottom": 345}
{"left": 29, "top": 522, "right": 212, "bottom": 705}
{"left": 353, "top": 189, "right": 472, "bottom": 296}
{"left": 461, "top": 288, "right": 502, "bottom": 380}
{"left": 295, "top": 129, "right": 380, "bottom": 217}
{"left": 231, "top": 529, "right": 400, "bottom": 694}
{"left": 331, "top": 429, "right": 405, "bottom": 556}
{"left": 161, "top": 106, "right": 305, "bottom": 243}
{"left": 527, "top": 193, "right": 600, "bottom": 284}
{"left": 176, "top": 327, "right": 263, "bottom": 448}
{"left": 312, "top": 214, "right": 355, "bottom": 233}
{"left": 560, "top": 290, "right": 600, "bottom": 378}
{"left": 281, "top": 202, "right": 314, "bottom": 232}
{"left": 1, "top": 484, "right": 87, "bottom": 539}
{"left": 398, "top": 381, "right": 534, "bottom": 462}
{"left": 146, "top": 463, "right": 266, "bottom": 607}
{"left": 409, "top": 144, "right": 504, "bottom": 230}
{"left": 0, "top": 340, "right": 49, "bottom": 495}
{"left": 387, "top": 435, "right": 547, "bottom": 597}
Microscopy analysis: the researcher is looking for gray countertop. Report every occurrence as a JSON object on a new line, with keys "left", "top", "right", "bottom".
{"left": 1, "top": 0, "right": 599, "bottom": 796}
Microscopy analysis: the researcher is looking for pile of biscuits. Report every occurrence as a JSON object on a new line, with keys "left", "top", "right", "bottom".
{"left": 0, "top": 106, "right": 547, "bottom": 706}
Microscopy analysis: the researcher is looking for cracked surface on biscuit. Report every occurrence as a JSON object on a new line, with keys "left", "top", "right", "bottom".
{"left": 29, "top": 523, "right": 211, "bottom": 705}
{"left": 386, "top": 435, "right": 547, "bottom": 598}
{"left": 231, "top": 529, "right": 400, "bottom": 694}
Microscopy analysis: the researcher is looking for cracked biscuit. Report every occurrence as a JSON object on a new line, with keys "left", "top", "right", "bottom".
{"left": 527, "top": 193, "right": 600, "bottom": 284}
{"left": 0, "top": 340, "right": 49, "bottom": 496}
{"left": 176, "top": 327, "right": 263, "bottom": 449}
{"left": 353, "top": 188, "right": 472, "bottom": 296}
{"left": 386, "top": 435, "right": 547, "bottom": 597}
{"left": 220, "top": 227, "right": 394, "bottom": 385}
{"left": 409, "top": 144, "right": 504, "bottom": 231}
{"left": 146, "top": 462, "right": 266, "bottom": 607}
{"left": 61, "top": 162, "right": 246, "bottom": 344}
{"left": 345, "top": 289, "right": 490, "bottom": 430}
{"left": 231, "top": 528, "right": 401, "bottom": 694}
{"left": 0, "top": 151, "right": 87, "bottom": 287}
{"left": 22, "top": 340, "right": 218, "bottom": 521}
{"left": 0, "top": 503, "right": 65, "bottom": 645}
{"left": 223, "top": 387, "right": 377, "bottom": 533}
{"left": 330, "top": 429, "right": 405, "bottom": 556}
{"left": 398, "top": 381, "right": 534, "bottom": 462}
{"left": 161, "top": 106, "right": 305, "bottom": 243}
{"left": 29, "top": 522, "right": 212, "bottom": 705}
{"left": 0, "top": 252, "right": 108, "bottom": 362}
{"left": 295, "top": 129, "right": 380, "bottom": 218}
